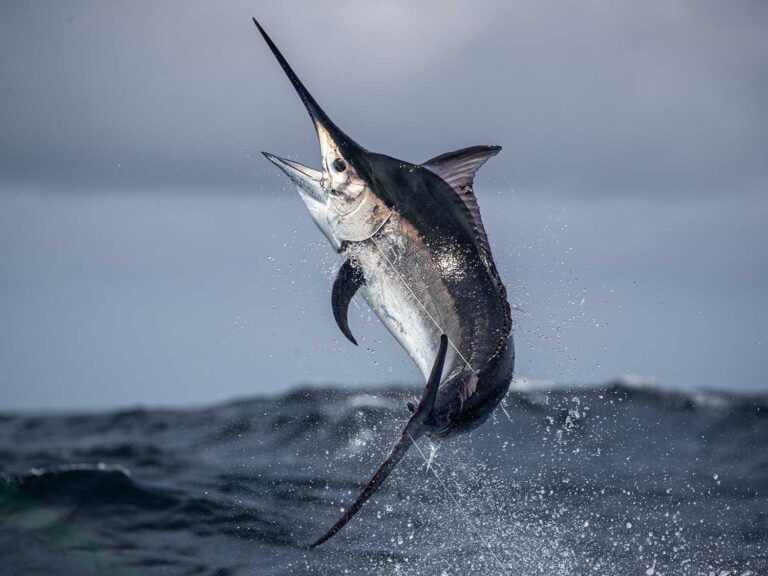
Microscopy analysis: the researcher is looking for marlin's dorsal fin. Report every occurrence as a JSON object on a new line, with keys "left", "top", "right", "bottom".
{"left": 422, "top": 145, "right": 501, "bottom": 251}
{"left": 332, "top": 258, "right": 366, "bottom": 345}
{"left": 422, "top": 145, "right": 501, "bottom": 194}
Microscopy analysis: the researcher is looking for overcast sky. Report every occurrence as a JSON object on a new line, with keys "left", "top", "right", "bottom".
{"left": 1, "top": 1, "right": 767, "bottom": 409}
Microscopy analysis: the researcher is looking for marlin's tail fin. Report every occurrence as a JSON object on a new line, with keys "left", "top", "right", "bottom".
{"left": 309, "top": 335, "right": 448, "bottom": 548}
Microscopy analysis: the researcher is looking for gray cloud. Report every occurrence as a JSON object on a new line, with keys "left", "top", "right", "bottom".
{"left": 1, "top": 1, "right": 767, "bottom": 409}
{"left": 1, "top": 0, "right": 766, "bottom": 194}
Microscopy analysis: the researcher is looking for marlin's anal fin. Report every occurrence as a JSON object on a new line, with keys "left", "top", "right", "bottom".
{"left": 308, "top": 335, "right": 448, "bottom": 548}
{"left": 415, "top": 334, "right": 448, "bottom": 422}
{"left": 458, "top": 373, "right": 478, "bottom": 412}
{"left": 331, "top": 259, "right": 366, "bottom": 345}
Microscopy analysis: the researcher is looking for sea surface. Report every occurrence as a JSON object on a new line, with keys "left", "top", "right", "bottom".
{"left": 1, "top": 381, "right": 766, "bottom": 576}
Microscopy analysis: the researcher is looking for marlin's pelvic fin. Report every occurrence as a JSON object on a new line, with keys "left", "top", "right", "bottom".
{"left": 309, "top": 334, "right": 449, "bottom": 548}
{"left": 332, "top": 259, "right": 366, "bottom": 346}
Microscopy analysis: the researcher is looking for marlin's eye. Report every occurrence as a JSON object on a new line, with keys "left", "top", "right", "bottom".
{"left": 331, "top": 158, "right": 347, "bottom": 173}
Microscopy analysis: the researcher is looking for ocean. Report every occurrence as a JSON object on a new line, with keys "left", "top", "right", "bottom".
{"left": 1, "top": 381, "right": 766, "bottom": 575}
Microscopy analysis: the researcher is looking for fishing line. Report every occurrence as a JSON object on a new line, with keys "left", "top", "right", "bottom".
{"left": 408, "top": 433, "right": 510, "bottom": 575}
{"left": 370, "top": 236, "right": 475, "bottom": 380}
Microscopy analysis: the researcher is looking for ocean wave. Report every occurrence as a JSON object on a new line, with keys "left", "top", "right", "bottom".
{"left": 0, "top": 381, "right": 766, "bottom": 575}
{"left": 0, "top": 463, "right": 179, "bottom": 510}
{"left": 0, "top": 463, "right": 299, "bottom": 546}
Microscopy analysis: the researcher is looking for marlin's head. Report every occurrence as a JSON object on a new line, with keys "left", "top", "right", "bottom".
{"left": 255, "top": 18, "right": 391, "bottom": 251}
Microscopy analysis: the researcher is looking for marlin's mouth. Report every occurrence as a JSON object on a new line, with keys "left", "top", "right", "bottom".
{"left": 261, "top": 152, "right": 325, "bottom": 203}
{"left": 254, "top": 15, "right": 368, "bottom": 210}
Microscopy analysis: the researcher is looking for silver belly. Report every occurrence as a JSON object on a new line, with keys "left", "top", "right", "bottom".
{"left": 347, "top": 215, "right": 464, "bottom": 382}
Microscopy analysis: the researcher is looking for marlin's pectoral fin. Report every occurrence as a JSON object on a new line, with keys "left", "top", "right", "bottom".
{"left": 332, "top": 259, "right": 366, "bottom": 346}
{"left": 308, "top": 335, "right": 449, "bottom": 548}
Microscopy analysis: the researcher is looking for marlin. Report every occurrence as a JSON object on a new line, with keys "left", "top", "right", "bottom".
{"left": 253, "top": 19, "right": 514, "bottom": 547}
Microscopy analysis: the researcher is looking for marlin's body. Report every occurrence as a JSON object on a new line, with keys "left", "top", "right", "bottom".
{"left": 254, "top": 19, "right": 514, "bottom": 547}
{"left": 339, "top": 153, "right": 513, "bottom": 437}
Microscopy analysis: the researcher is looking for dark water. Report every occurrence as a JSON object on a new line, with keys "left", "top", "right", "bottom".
{"left": 1, "top": 381, "right": 766, "bottom": 576}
